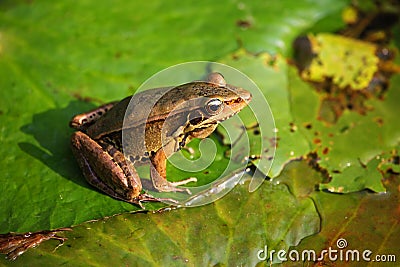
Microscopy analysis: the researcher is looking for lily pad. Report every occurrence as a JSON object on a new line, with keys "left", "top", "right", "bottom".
{"left": 288, "top": 64, "right": 400, "bottom": 193}
{"left": 0, "top": 171, "right": 320, "bottom": 266}
{"left": 282, "top": 173, "right": 400, "bottom": 266}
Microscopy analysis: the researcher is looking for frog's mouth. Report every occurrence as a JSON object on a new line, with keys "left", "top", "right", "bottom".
{"left": 225, "top": 95, "right": 251, "bottom": 113}
{"left": 198, "top": 91, "right": 252, "bottom": 128}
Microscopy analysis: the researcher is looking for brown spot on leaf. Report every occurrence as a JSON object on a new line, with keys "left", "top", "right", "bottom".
{"left": 305, "top": 152, "right": 330, "bottom": 182}
{"left": 236, "top": 19, "right": 252, "bottom": 29}
{"left": 393, "top": 155, "right": 400, "bottom": 165}
{"left": 374, "top": 117, "right": 384, "bottom": 126}
{"left": 304, "top": 122, "right": 312, "bottom": 129}
{"left": 115, "top": 51, "right": 122, "bottom": 58}
{"left": 269, "top": 137, "right": 279, "bottom": 148}
{"left": 322, "top": 147, "right": 330, "bottom": 155}
{"left": 231, "top": 53, "right": 239, "bottom": 60}
{"left": 289, "top": 122, "right": 297, "bottom": 132}
{"left": 313, "top": 138, "right": 321, "bottom": 145}
{"left": 71, "top": 92, "right": 100, "bottom": 103}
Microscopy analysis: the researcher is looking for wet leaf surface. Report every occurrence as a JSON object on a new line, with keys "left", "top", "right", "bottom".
{"left": 281, "top": 173, "right": 400, "bottom": 266}
{"left": 288, "top": 66, "right": 400, "bottom": 193}
{"left": 1, "top": 170, "right": 320, "bottom": 266}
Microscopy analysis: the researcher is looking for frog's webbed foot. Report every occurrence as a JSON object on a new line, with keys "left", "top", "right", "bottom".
{"left": 150, "top": 165, "right": 197, "bottom": 194}
{"left": 132, "top": 193, "right": 182, "bottom": 209}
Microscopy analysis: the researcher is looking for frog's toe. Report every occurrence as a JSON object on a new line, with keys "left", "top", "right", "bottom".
{"left": 170, "top": 177, "right": 197, "bottom": 186}
{"left": 151, "top": 179, "right": 197, "bottom": 195}
{"left": 132, "top": 193, "right": 180, "bottom": 209}
{"left": 170, "top": 177, "right": 197, "bottom": 194}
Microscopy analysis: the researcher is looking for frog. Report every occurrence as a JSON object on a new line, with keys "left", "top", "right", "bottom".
{"left": 70, "top": 72, "right": 252, "bottom": 207}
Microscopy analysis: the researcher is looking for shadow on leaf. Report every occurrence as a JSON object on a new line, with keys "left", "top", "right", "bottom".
{"left": 19, "top": 100, "right": 97, "bottom": 189}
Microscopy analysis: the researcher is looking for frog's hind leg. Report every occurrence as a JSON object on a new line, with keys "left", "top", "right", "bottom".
{"left": 70, "top": 131, "right": 144, "bottom": 206}
{"left": 70, "top": 102, "right": 117, "bottom": 131}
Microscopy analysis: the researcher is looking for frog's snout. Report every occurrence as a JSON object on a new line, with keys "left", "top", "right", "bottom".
{"left": 237, "top": 88, "right": 252, "bottom": 103}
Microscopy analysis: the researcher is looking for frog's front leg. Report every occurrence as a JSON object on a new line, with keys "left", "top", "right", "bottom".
{"left": 150, "top": 148, "right": 197, "bottom": 194}
{"left": 71, "top": 131, "right": 153, "bottom": 207}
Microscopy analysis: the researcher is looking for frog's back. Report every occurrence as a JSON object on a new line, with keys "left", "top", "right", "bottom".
{"left": 87, "top": 86, "right": 172, "bottom": 139}
{"left": 87, "top": 80, "right": 238, "bottom": 139}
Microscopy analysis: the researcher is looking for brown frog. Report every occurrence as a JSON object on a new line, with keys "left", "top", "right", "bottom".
{"left": 70, "top": 73, "right": 251, "bottom": 207}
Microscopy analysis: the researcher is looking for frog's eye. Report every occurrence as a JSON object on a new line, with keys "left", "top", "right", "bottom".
{"left": 207, "top": 72, "right": 226, "bottom": 86}
{"left": 205, "top": 98, "right": 223, "bottom": 115}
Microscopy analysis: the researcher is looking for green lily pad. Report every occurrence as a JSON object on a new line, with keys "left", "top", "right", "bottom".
{"left": 319, "top": 155, "right": 386, "bottom": 193}
{"left": 0, "top": 170, "right": 320, "bottom": 265}
{"left": 288, "top": 65, "right": 400, "bottom": 193}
